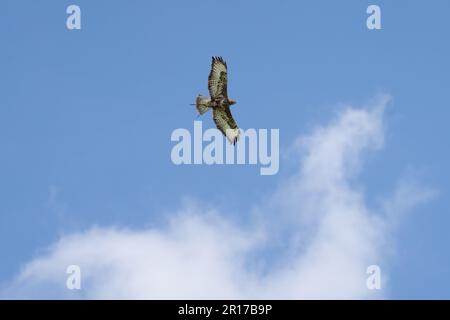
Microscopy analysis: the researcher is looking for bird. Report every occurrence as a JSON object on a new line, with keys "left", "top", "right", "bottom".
{"left": 193, "top": 56, "right": 240, "bottom": 145}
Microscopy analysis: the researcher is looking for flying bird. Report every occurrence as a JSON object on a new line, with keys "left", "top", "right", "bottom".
{"left": 193, "top": 56, "right": 240, "bottom": 145}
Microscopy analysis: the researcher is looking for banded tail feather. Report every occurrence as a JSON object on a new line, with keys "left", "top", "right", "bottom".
{"left": 195, "top": 95, "right": 211, "bottom": 115}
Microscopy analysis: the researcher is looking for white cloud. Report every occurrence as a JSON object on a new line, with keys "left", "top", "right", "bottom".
{"left": 1, "top": 95, "right": 435, "bottom": 299}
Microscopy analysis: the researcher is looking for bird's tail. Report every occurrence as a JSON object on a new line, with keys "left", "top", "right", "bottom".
{"left": 194, "top": 95, "right": 211, "bottom": 115}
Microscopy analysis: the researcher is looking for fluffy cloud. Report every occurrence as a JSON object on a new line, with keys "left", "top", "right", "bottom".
{"left": 1, "top": 96, "right": 435, "bottom": 299}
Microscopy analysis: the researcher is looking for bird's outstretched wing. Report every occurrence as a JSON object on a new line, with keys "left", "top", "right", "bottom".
{"left": 208, "top": 56, "right": 228, "bottom": 99}
{"left": 213, "top": 106, "right": 240, "bottom": 145}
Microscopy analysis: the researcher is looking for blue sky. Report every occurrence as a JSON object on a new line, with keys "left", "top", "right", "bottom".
{"left": 0, "top": 0, "right": 449, "bottom": 299}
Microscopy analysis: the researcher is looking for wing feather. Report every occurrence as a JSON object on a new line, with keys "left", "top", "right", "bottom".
{"left": 208, "top": 56, "right": 228, "bottom": 99}
{"left": 213, "top": 106, "right": 240, "bottom": 145}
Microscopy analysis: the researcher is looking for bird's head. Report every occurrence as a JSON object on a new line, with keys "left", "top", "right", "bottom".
{"left": 229, "top": 99, "right": 237, "bottom": 106}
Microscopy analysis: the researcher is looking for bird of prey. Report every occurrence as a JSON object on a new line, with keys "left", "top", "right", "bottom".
{"left": 193, "top": 56, "right": 240, "bottom": 145}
